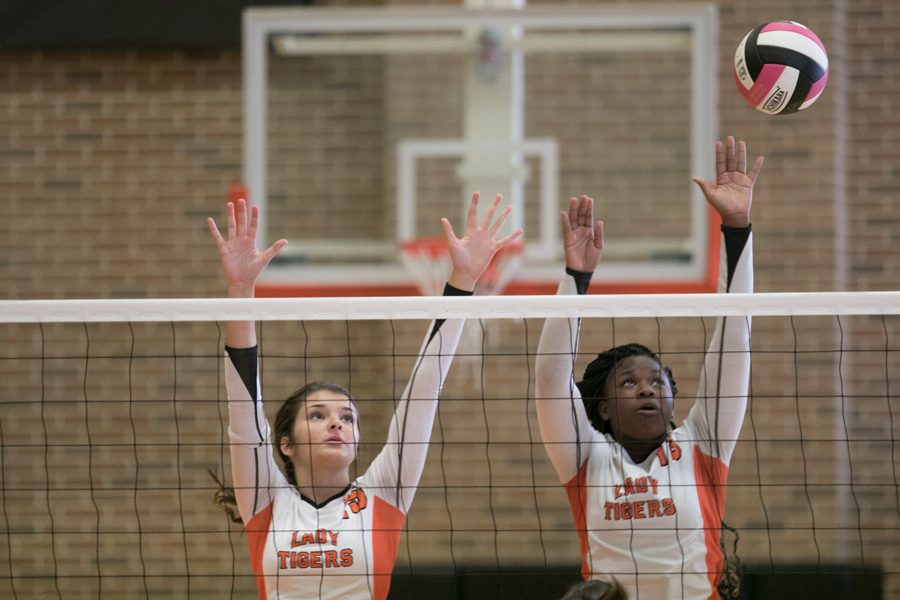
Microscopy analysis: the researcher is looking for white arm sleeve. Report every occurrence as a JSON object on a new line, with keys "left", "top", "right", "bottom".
{"left": 362, "top": 317, "right": 465, "bottom": 513}
{"left": 535, "top": 275, "right": 596, "bottom": 483}
{"left": 224, "top": 346, "right": 288, "bottom": 524}
{"left": 684, "top": 229, "right": 753, "bottom": 464}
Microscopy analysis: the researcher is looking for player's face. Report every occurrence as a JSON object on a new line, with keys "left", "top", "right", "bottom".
{"left": 599, "top": 355, "right": 674, "bottom": 443}
{"left": 288, "top": 390, "right": 359, "bottom": 470}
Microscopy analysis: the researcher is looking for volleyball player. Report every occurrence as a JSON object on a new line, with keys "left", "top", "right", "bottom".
{"left": 535, "top": 136, "right": 763, "bottom": 599}
{"left": 208, "top": 193, "right": 521, "bottom": 600}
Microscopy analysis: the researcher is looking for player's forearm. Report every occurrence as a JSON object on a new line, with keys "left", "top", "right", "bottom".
{"left": 225, "top": 284, "right": 257, "bottom": 348}
{"left": 390, "top": 319, "right": 464, "bottom": 449}
{"left": 693, "top": 229, "right": 753, "bottom": 460}
{"left": 376, "top": 315, "right": 465, "bottom": 512}
{"left": 535, "top": 276, "right": 593, "bottom": 480}
{"left": 224, "top": 347, "right": 277, "bottom": 518}
{"left": 225, "top": 321, "right": 256, "bottom": 349}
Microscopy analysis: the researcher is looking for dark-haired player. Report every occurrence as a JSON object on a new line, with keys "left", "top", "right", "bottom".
{"left": 535, "top": 137, "right": 763, "bottom": 599}
{"left": 209, "top": 193, "right": 520, "bottom": 599}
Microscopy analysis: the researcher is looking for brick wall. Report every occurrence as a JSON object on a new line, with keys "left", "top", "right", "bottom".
{"left": 1, "top": 0, "right": 899, "bottom": 598}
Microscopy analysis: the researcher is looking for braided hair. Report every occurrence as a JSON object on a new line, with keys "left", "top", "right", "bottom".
{"left": 577, "top": 345, "right": 743, "bottom": 596}
{"left": 560, "top": 578, "right": 628, "bottom": 600}
{"left": 576, "top": 343, "right": 678, "bottom": 434}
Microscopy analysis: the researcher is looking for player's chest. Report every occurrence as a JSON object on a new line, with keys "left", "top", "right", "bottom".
{"left": 587, "top": 439, "right": 703, "bottom": 528}
{"left": 266, "top": 487, "right": 373, "bottom": 573}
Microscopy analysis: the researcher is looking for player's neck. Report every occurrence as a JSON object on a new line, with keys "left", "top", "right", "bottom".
{"left": 294, "top": 465, "right": 351, "bottom": 504}
{"left": 620, "top": 434, "right": 667, "bottom": 464}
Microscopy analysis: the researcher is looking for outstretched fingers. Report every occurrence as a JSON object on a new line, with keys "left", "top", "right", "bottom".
{"left": 578, "top": 195, "right": 594, "bottom": 228}
{"left": 495, "top": 227, "right": 523, "bottom": 249}
{"left": 441, "top": 217, "right": 457, "bottom": 243}
{"left": 560, "top": 210, "right": 573, "bottom": 239}
{"left": 207, "top": 217, "right": 226, "bottom": 250}
{"left": 488, "top": 204, "right": 513, "bottom": 236}
{"left": 725, "top": 135, "right": 737, "bottom": 173}
{"left": 466, "top": 192, "right": 480, "bottom": 231}
{"left": 225, "top": 201, "right": 237, "bottom": 240}
{"left": 235, "top": 197, "right": 249, "bottom": 238}
{"left": 479, "top": 193, "right": 503, "bottom": 230}
{"left": 737, "top": 140, "right": 747, "bottom": 174}
{"left": 248, "top": 204, "right": 260, "bottom": 240}
{"left": 593, "top": 220, "right": 605, "bottom": 252}
{"left": 715, "top": 140, "right": 726, "bottom": 178}
{"left": 261, "top": 238, "right": 288, "bottom": 264}
{"left": 747, "top": 155, "right": 765, "bottom": 184}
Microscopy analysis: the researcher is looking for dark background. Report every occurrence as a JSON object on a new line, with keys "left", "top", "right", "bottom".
{"left": 0, "top": 0, "right": 311, "bottom": 48}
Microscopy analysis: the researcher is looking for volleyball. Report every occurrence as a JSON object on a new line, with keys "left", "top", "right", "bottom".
{"left": 733, "top": 21, "right": 828, "bottom": 115}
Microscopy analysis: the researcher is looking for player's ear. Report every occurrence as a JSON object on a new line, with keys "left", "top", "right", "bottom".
{"left": 279, "top": 435, "right": 293, "bottom": 457}
{"left": 597, "top": 398, "right": 611, "bottom": 422}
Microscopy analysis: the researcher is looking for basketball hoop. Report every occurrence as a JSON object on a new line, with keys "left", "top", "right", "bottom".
{"left": 399, "top": 237, "right": 525, "bottom": 383}
{"left": 398, "top": 237, "right": 525, "bottom": 296}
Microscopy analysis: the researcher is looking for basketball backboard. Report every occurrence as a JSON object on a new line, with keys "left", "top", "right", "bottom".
{"left": 241, "top": 5, "right": 720, "bottom": 296}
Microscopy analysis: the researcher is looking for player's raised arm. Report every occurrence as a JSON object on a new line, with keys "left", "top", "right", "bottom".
{"left": 688, "top": 136, "right": 763, "bottom": 462}
{"left": 208, "top": 197, "right": 288, "bottom": 523}
{"left": 535, "top": 196, "right": 604, "bottom": 483}
{"left": 366, "top": 192, "right": 521, "bottom": 512}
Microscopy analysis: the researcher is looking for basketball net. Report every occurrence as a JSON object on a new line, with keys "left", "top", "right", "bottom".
{"left": 399, "top": 238, "right": 525, "bottom": 381}
{"left": 398, "top": 238, "right": 525, "bottom": 297}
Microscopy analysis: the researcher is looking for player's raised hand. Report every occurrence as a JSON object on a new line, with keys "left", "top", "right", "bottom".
{"left": 691, "top": 136, "right": 764, "bottom": 228}
{"left": 561, "top": 195, "right": 603, "bottom": 273}
{"left": 207, "top": 197, "right": 287, "bottom": 297}
{"left": 441, "top": 192, "right": 522, "bottom": 292}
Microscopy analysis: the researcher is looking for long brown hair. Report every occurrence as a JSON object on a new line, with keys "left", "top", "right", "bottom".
{"left": 211, "top": 381, "right": 354, "bottom": 525}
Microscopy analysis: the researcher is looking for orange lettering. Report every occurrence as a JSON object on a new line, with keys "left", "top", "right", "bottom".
{"left": 278, "top": 551, "right": 290, "bottom": 569}
{"left": 324, "top": 550, "right": 339, "bottom": 568}
{"left": 309, "top": 551, "right": 322, "bottom": 569}
{"left": 340, "top": 548, "right": 353, "bottom": 567}
{"left": 668, "top": 438, "right": 682, "bottom": 460}
{"left": 662, "top": 497, "right": 677, "bottom": 516}
{"left": 604, "top": 501, "right": 615, "bottom": 520}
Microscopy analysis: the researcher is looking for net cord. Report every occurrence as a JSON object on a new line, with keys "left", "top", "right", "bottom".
{"left": 3, "top": 291, "right": 900, "bottom": 323}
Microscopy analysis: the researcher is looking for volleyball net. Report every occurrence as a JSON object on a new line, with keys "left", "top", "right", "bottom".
{"left": 0, "top": 293, "right": 897, "bottom": 599}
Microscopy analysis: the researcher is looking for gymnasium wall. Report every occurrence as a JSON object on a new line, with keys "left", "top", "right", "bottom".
{"left": 1, "top": 0, "right": 897, "bottom": 598}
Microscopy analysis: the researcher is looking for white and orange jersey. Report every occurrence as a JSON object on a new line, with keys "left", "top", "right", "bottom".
{"left": 536, "top": 227, "right": 753, "bottom": 600}
{"left": 225, "top": 301, "right": 467, "bottom": 599}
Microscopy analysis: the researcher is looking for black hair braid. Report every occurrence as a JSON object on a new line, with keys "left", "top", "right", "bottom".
{"left": 576, "top": 343, "right": 678, "bottom": 433}
{"left": 717, "top": 520, "right": 743, "bottom": 600}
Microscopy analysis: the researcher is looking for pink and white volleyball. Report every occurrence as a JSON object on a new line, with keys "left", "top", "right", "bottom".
{"left": 734, "top": 21, "right": 828, "bottom": 115}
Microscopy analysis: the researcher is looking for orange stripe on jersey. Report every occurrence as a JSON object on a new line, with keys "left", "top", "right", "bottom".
{"left": 372, "top": 496, "right": 405, "bottom": 600}
{"left": 244, "top": 501, "right": 275, "bottom": 600}
{"left": 693, "top": 447, "right": 729, "bottom": 600}
{"left": 564, "top": 460, "right": 591, "bottom": 581}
